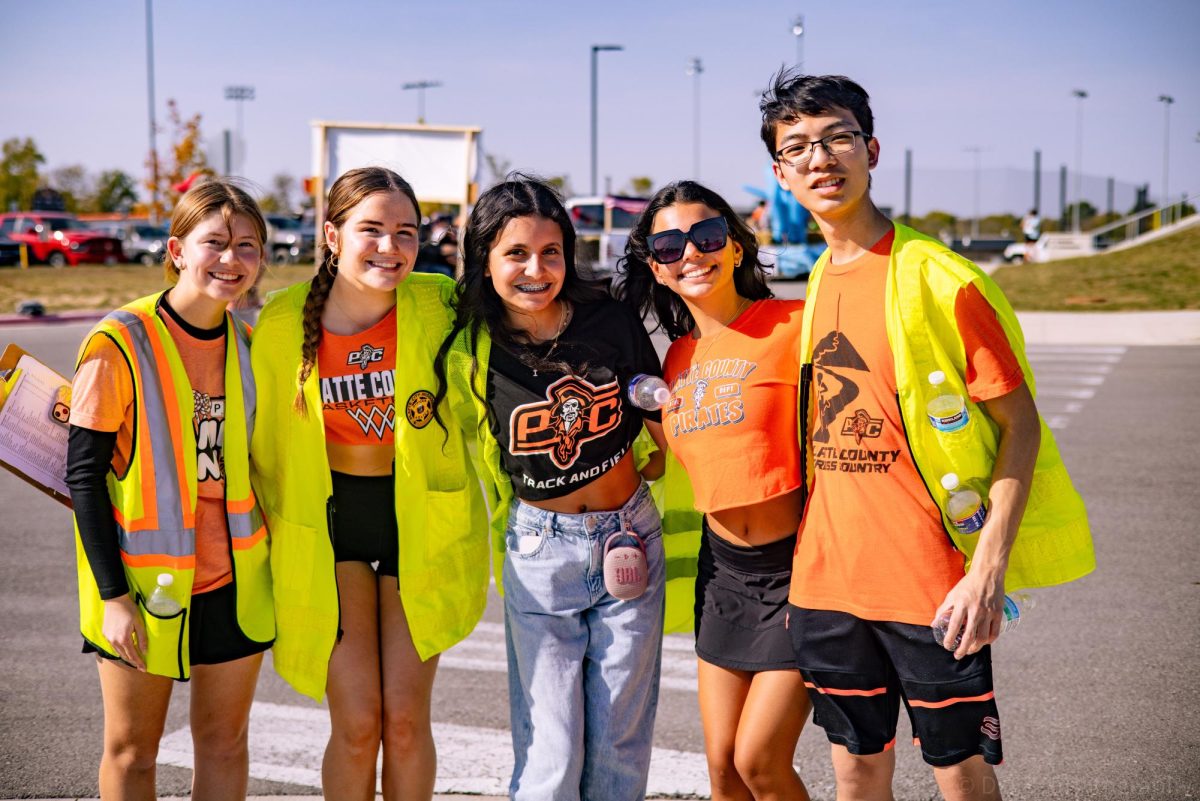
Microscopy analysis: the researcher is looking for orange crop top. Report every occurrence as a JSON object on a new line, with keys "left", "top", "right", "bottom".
{"left": 661, "top": 298, "right": 805, "bottom": 512}
{"left": 317, "top": 311, "right": 397, "bottom": 447}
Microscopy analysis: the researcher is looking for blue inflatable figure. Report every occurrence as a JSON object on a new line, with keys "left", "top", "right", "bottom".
{"left": 743, "top": 164, "right": 826, "bottom": 279}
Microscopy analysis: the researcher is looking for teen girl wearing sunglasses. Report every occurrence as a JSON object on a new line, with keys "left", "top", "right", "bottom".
{"left": 620, "top": 180, "right": 812, "bottom": 801}
{"left": 434, "top": 175, "right": 668, "bottom": 800}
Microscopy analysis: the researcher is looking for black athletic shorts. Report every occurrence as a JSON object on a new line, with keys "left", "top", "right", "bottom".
{"left": 788, "top": 606, "right": 1003, "bottom": 767}
{"left": 84, "top": 581, "right": 272, "bottom": 670}
{"left": 694, "top": 520, "right": 798, "bottom": 672}
{"left": 330, "top": 470, "right": 398, "bottom": 577}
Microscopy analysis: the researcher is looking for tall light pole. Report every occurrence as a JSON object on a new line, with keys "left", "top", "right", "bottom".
{"left": 590, "top": 44, "right": 623, "bottom": 196}
{"left": 687, "top": 58, "right": 703, "bottom": 179}
{"left": 1158, "top": 94, "right": 1174, "bottom": 214}
{"left": 965, "top": 146, "right": 983, "bottom": 239}
{"left": 224, "top": 85, "right": 255, "bottom": 175}
{"left": 1071, "top": 88, "right": 1087, "bottom": 232}
{"left": 791, "top": 15, "right": 805, "bottom": 71}
{"left": 144, "top": 0, "right": 158, "bottom": 222}
{"left": 402, "top": 80, "right": 443, "bottom": 124}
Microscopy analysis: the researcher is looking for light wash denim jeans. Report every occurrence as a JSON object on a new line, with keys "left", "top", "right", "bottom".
{"left": 503, "top": 481, "right": 665, "bottom": 801}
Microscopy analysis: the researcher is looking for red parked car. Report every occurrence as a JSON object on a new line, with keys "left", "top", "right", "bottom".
{"left": 0, "top": 212, "right": 123, "bottom": 266}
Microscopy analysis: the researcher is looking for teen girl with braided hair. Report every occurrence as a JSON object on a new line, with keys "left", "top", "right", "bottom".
{"left": 250, "top": 166, "right": 488, "bottom": 800}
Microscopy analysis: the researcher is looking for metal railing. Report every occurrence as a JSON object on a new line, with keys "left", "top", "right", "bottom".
{"left": 1090, "top": 193, "right": 1198, "bottom": 249}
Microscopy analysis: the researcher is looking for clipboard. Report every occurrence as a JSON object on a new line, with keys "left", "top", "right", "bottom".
{"left": 0, "top": 343, "right": 74, "bottom": 508}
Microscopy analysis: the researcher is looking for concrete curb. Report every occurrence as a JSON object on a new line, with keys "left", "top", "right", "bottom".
{"left": 0, "top": 309, "right": 106, "bottom": 327}
{"left": 1016, "top": 310, "right": 1200, "bottom": 346}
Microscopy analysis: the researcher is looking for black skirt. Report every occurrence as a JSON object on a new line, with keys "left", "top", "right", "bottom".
{"left": 694, "top": 519, "right": 798, "bottom": 672}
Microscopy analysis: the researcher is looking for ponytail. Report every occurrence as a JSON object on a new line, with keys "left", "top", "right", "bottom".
{"left": 293, "top": 256, "right": 336, "bottom": 415}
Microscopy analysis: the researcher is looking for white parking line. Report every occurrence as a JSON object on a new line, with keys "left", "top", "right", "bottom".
{"left": 1029, "top": 344, "right": 1125, "bottom": 429}
{"left": 159, "top": 701, "right": 711, "bottom": 796}
{"left": 442, "top": 621, "right": 698, "bottom": 694}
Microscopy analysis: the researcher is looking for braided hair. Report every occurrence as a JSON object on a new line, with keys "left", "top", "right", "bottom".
{"left": 292, "top": 167, "right": 420, "bottom": 415}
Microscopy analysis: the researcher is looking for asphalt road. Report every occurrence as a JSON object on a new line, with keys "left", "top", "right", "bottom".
{"left": 1, "top": 299, "right": 1197, "bottom": 799}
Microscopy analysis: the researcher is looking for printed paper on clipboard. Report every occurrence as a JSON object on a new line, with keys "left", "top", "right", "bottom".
{"left": 0, "top": 343, "right": 73, "bottom": 508}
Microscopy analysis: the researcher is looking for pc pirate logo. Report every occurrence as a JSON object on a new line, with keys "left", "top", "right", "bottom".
{"left": 813, "top": 330, "right": 869, "bottom": 444}
{"left": 347, "top": 344, "right": 385, "bottom": 371}
{"left": 509, "top": 375, "right": 622, "bottom": 469}
{"left": 841, "top": 408, "right": 883, "bottom": 444}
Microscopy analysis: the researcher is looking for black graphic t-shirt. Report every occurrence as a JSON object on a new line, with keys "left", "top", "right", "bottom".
{"left": 487, "top": 299, "right": 661, "bottom": 501}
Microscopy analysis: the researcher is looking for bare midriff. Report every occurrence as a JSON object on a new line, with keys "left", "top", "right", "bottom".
{"left": 327, "top": 441, "right": 394, "bottom": 477}
{"left": 706, "top": 487, "right": 805, "bottom": 547}
{"left": 522, "top": 451, "right": 642, "bottom": 515}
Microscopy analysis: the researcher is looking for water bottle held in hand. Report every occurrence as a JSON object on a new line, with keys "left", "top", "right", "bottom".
{"left": 926, "top": 370, "right": 969, "bottom": 433}
{"left": 628, "top": 374, "right": 671, "bottom": 411}
{"left": 932, "top": 592, "right": 1035, "bottom": 649}
{"left": 144, "top": 573, "right": 182, "bottom": 616}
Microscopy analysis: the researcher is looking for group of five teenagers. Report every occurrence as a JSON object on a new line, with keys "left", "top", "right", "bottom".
{"left": 67, "top": 179, "right": 274, "bottom": 799}
{"left": 434, "top": 176, "right": 670, "bottom": 800}
{"left": 250, "top": 167, "right": 489, "bottom": 800}
{"left": 619, "top": 181, "right": 813, "bottom": 800}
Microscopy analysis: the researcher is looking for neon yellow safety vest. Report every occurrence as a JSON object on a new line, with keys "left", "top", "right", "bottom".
{"left": 443, "top": 325, "right": 698, "bottom": 634}
{"left": 74, "top": 292, "right": 274, "bottom": 680}
{"left": 798, "top": 223, "right": 1095, "bottom": 590}
{"left": 251, "top": 274, "right": 490, "bottom": 702}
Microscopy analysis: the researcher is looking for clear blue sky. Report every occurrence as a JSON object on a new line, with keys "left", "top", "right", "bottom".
{"left": 3, "top": 0, "right": 1197, "bottom": 217}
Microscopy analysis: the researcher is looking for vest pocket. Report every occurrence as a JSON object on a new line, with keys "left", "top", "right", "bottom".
{"left": 135, "top": 594, "right": 187, "bottom": 679}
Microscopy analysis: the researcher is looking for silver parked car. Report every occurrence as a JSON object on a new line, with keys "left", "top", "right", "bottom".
{"left": 85, "top": 220, "right": 168, "bottom": 266}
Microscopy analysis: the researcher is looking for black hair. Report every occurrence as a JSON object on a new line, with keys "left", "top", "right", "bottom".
{"left": 433, "top": 174, "right": 607, "bottom": 415}
{"left": 759, "top": 69, "right": 874, "bottom": 158}
{"left": 616, "top": 180, "right": 772, "bottom": 341}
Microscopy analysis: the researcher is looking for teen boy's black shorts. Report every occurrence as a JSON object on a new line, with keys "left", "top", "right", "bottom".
{"left": 788, "top": 605, "right": 1003, "bottom": 767}
{"left": 85, "top": 581, "right": 272, "bottom": 669}
{"left": 330, "top": 470, "right": 398, "bottom": 577}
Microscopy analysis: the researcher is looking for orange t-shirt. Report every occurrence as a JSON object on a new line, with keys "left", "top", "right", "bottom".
{"left": 662, "top": 298, "right": 805, "bottom": 512}
{"left": 789, "top": 228, "right": 1024, "bottom": 625}
{"left": 70, "top": 305, "right": 234, "bottom": 595}
{"left": 317, "top": 312, "right": 397, "bottom": 444}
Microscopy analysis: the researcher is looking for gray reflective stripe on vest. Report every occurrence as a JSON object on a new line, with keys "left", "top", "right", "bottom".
{"left": 117, "top": 522, "right": 195, "bottom": 558}
{"left": 105, "top": 309, "right": 188, "bottom": 539}
{"left": 231, "top": 316, "right": 256, "bottom": 443}
{"left": 228, "top": 504, "right": 265, "bottom": 541}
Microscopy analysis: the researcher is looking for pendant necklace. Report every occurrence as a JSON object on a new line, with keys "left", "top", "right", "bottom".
{"left": 691, "top": 296, "right": 751, "bottom": 366}
{"left": 531, "top": 301, "right": 572, "bottom": 377}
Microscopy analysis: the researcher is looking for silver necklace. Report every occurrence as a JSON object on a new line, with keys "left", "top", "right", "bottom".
{"left": 531, "top": 301, "right": 572, "bottom": 377}
{"left": 691, "top": 297, "right": 750, "bottom": 366}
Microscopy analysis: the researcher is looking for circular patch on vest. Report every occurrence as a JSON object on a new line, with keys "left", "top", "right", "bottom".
{"left": 405, "top": 390, "right": 436, "bottom": 429}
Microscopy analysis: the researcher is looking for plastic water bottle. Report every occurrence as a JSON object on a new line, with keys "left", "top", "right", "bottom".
{"left": 628, "top": 374, "right": 671, "bottom": 411}
{"left": 926, "top": 370, "right": 969, "bottom": 433}
{"left": 144, "top": 573, "right": 182, "bottom": 616}
{"left": 932, "top": 593, "right": 1035, "bottom": 649}
{"left": 941, "top": 473, "right": 986, "bottom": 535}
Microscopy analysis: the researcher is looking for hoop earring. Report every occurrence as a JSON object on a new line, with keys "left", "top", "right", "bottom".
{"left": 327, "top": 253, "right": 339, "bottom": 275}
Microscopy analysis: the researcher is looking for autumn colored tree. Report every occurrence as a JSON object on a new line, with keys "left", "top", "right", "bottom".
{"left": 144, "top": 99, "right": 211, "bottom": 218}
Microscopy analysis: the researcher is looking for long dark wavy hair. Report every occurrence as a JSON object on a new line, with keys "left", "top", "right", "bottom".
{"left": 617, "top": 180, "right": 772, "bottom": 340}
{"left": 433, "top": 174, "right": 607, "bottom": 415}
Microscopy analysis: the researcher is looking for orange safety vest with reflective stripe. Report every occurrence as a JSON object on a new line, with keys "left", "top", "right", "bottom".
{"left": 73, "top": 292, "right": 274, "bottom": 680}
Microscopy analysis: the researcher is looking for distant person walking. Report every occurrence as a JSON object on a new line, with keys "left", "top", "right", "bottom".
{"left": 1021, "top": 208, "right": 1041, "bottom": 262}
{"left": 66, "top": 179, "right": 274, "bottom": 799}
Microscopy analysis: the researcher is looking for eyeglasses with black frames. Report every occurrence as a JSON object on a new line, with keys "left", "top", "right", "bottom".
{"left": 774, "top": 130, "right": 870, "bottom": 168}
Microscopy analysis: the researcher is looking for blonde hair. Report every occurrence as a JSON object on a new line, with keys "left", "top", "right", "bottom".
{"left": 292, "top": 167, "right": 420, "bottom": 415}
{"left": 164, "top": 178, "right": 268, "bottom": 284}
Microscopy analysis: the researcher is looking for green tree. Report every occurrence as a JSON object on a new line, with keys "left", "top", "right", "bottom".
{"left": 259, "top": 173, "right": 295, "bottom": 214}
{"left": 907, "top": 210, "right": 957, "bottom": 239}
{"left": 47, "top": 165, "right": 92, "bottom": 212}
{"left": 484, "top": 152, "right": 512, "bottom": 186}
{"left": 544, "top": 175, "right": 573, "bottom": 197}
{"left": 0, "top": 137, "right": 46, "bottom": 211}
{"left": 92, "top": 170, "right": 139, "bottom": 213}
{"left": 625, "top": 176, "right": 653, "bottom": 196}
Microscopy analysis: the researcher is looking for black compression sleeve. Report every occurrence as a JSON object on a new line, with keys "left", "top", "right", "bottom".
{"left": 66, "top": 425, "right": 129, "bottom": 600}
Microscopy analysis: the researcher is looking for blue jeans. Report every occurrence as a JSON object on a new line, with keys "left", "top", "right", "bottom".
{"left": 503, "top": 481, "right": 665, "bottom": 801}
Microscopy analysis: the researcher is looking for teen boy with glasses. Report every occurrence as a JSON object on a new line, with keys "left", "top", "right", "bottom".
{"left": 760, "top": 72, "right": 1094, "bottom": 801}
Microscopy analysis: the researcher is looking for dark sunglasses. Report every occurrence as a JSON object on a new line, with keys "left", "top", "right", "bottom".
{"left": 646, "top": 216, "right": 729, "bottom": 264}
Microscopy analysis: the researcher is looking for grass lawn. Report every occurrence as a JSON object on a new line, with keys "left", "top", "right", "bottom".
{"left": 992, "top": 223, "right": 1200, "bottom": 311}
{"left": 0, "top": 263, "right": 318, "bottom": 315}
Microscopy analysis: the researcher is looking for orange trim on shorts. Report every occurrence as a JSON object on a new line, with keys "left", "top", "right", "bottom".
{"left": 803, "top": 681, "right": 888, "bottom": 697}
{"left": 907, "top": 691, "right": 995, "bottom": 709}
{"left": 883, "top": 736, "right": 896, "bottom": 751}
